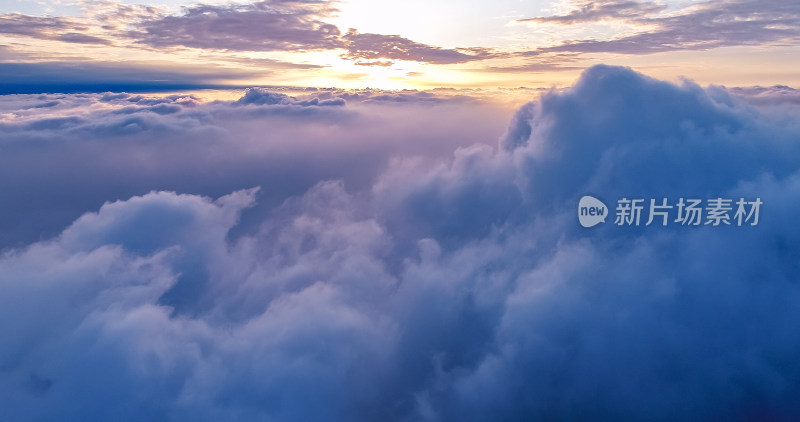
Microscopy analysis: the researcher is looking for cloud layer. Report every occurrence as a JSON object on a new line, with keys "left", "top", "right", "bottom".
{"left": 3, "top": 65, "right": 800, "bottom": 421}
{"left": 0, "top": 87, "right": 508, "bottom": 249}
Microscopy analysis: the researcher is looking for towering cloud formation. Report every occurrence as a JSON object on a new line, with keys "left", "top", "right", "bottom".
{"left": 2, "top": 66, "right": 800, "bottom": 421}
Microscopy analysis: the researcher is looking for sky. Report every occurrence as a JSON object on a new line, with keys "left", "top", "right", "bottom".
{"left": 3, "top": 1, "right": 800, "bottom": 421}
{"left": 1, "top": 0, "right": 799, "bottom": 91}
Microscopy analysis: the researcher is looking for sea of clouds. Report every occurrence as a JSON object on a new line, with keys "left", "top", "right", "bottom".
{"left": 2, "top": 65, "right": 800, "bottom": 421}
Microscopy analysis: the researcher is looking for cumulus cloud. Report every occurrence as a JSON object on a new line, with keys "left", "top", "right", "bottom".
{"left": 3, "top": 65, "right": 800, "bottom": 421}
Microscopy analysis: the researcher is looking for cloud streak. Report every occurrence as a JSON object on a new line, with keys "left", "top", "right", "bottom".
{"left": 518, "top": 0, "right": 665, "bottom": 24}
{"left": 0, "top": 13, "right": 106, "bottom": 44}
{"left": 342, "top": 31, "right": 498, "bottom": 65}
{"left": 523, "top": 0, "right": 800, "bottom": 54}
{"left": 0, "top": 62, "right": 260, "bottom": 94}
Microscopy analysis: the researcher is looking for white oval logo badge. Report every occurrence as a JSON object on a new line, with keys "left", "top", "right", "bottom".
{"left": 578, "top": 195, "right": 608, "bottom": 228}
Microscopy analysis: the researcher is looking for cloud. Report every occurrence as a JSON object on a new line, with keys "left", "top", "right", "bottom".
{"left": 3, "top": 65, "right": 800, "bottom": 420}
{"left": 342, "top": 31, "right": 498, "bottom": 65}
{"left": 206, "top": 55, "right": 325, "bottom": 70}
{"left": 729, "top": 85, "right": 800, "bottom": 106}
{"left": 524, "top": 0, "right": 800, "bottom": 54}
{"left": 0, "top": 13, "right": 111, "bottom": 45}
{"left": 0, "top": 86, "right": 509, "bottom": 249}
{"left": 0, "top": 1, "right": 344, "bottom": 53}
{"left": 0, "top": 13, "right": 77, "bottom": 38}
{"left": 0, "top": 62, "right": 261, "bottom": 94}
{"left": 517, "top": 0, "right": 665, "bottom": 24}
{"left": 55, "top": 32, "right": 112, "bottom": 45}
{"left": 484, "top": 54, "right": 582, "bottom": 73}
{"left": 132, "top": 1, "right": 496, "bottom": 64}
{"left": 235, "top": 87, "right": 346, "bottom": 106}
{"left": 133, "top": 0, "right": 343, "bottom": 51}
{"left": 0, "top": 0, "right": 499, "bottom": 70}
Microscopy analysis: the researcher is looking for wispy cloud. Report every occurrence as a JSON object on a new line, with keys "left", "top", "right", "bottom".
{"left": 0, "top": 13, "right": 111, "bottom": 45}
{"left": 342, "top": 31, "right": 499, "bottom": 65}
{"left": 133, "top": 0, "right": 343, "bottom": 51}
{"left": 133, "top": 2, "right": 498, "bottom": 64}
{"left": 0, "top": 0, "right": 500, "bottom": 69}
{"left": 521, "top": 0, "right": 800, "bottom": 54}
{"left": 518, "top": 0, "right": 665, "bottom": 24}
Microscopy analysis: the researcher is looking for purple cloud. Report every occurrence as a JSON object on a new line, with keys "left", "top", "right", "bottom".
{"left": 235, "top": 87, "right": 346, "bottom": 106}
{"left": 0, "top": 87, "right": 507, "bottom": 249}
{"left": 0, "top": 0, "right": 499, "bottom": 68}
{"left": 132, "top": 2, "right": 497, "bottom": 64}
{"left": 0, "top": 13, "right": 110, "bottom": 45}
{"left": 524, "top": 0, "right": 800, "bottom": 54}
{"left": 729, "top": 85, "right": 800, "bottom": 106}
{"left": 134, "top": 0, "right": 343, "bottom": 51}
{"left": 55, "top": 32, "right": 112, "bottom": 45}
{"left": 342, "top": 31, "right": 498, "bottom": 65}
{"left": 0, "top": 13, "right": 76, "bottom": 37}
{"left": 518, "top": 0, "right": 665, "bottom": 24}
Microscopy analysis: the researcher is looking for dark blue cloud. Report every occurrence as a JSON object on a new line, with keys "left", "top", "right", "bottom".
{"left": 0, "top": 62, "right": 257, "bottom": 94}
{"left": 2, "top": 65, "right": 800, "bottom": 421}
